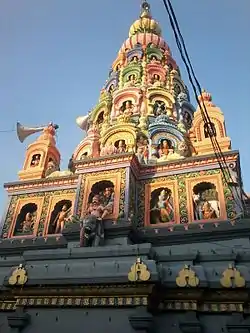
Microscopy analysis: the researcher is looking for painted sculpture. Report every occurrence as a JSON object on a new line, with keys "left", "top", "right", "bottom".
{"left": 69, "top": 186, "right": 115, "bottom": 247}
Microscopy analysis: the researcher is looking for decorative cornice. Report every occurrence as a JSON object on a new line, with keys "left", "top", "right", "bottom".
{"left": 4, "top": 175, "right": 78, "bottom": 193}
{"left": 12, "top": 296, "right": 148, "bottom": 308}
{"left": 159, "top": 301, "right": 244, "bottom": 313}
{"left": 0, "top": 298, "right": 247, "bottom": 313}
{"left": 131, "top": 218, "right": 250, "bottom": 246}
{"left": 75, "top": 151, "right": 239, "bottom": 177}
{"left": 140, "top": 150, "right": 239, "bottom": 177}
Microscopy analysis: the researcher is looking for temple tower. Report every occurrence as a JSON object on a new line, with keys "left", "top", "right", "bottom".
{"left": 18, "top": 123, "right": 61, "bottom": 181}
{"left": 190, "top": 89, "right": 231, "bottom": 155}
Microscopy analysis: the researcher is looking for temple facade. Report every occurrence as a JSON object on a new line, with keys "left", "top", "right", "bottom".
{"left": 1, "top": 2, "right": 250, "bottom": 333}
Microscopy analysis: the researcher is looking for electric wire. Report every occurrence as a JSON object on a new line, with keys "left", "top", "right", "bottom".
{"left": 161, "top": 0, "right": 246, "bottom": 214}
{"left": 0, "top": 129, "right": 15, "bottom": 133}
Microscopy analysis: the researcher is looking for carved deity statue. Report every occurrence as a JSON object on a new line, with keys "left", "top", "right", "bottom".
{"left": 202, "top": 201, "right": 217, "bottom": 219}
{"left": 45, "top": 158, "right": 59, "bottom": 177}
{"left": 80, "top": 187, "right": 114, "bottom": 247}
{"left": 124, "top": 74, "right": 138, "bottom": 88}
{"left": 100, "top": 142, "right": 118, "bottom": 156}
{"left": 136, "top": 136, "right": 149, "bottom": 164}
{"left": 22, "top": 212, "right": 34, "bottom": 233}
{"left": 153, "top": 101, "right": 166, "bottom": 116}
{"left": 151, "top": 74, "right": 162, "bottom": 87}
{"left": 158, "top": 139, "right": 169, "bottom": 158}
{"left": 52, "top": 204, "right": 72, "bottom": 234}
{"left": 30, "top": 155, "right": 40, "bottom": 167}
{"left": 117, "top": 140, "right": 127, "bottom": 153}
{"left": 193, "top": 188, "right": 220, "bottom": 220}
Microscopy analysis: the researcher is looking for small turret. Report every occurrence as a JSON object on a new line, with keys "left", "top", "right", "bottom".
{"left": 17, "top": 122, "right": 61, "bottom": 181}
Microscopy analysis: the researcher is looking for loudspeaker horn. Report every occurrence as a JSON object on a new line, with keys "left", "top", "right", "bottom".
{"left": 16, "top": 122, "right": 45, "bottom": 143}
{"left": 76, "top": 115, "right": 89, "bottom": 132}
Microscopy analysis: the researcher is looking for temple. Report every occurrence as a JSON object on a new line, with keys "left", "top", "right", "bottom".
{"left": 1, "top": 2, "right": 250, "bottom": 332}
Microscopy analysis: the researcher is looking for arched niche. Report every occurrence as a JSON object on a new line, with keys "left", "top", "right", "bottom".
{"left": 14, "top": 203, "right": 38, "bottom": 236}
{"left": 147, "top": 89, "right": 175, "bottom": 113}
{"left": 150, "top": 187, "right": 174, "bottom": 224}
{"left": 146, "top": 63, "right": 166, "bottom": 84}
{"left": 86, "top": 181, "right": 115, "bottom": 221}
{"left": 91, "top": 100, "right": 111, "bottom": 124}
{"left": 113, "top": 89, "right": 142, "bottom": 115}
{"left": 192, "top": 181, "right": 220, "bottom": 220}
{"left": 47, "top": 199, "right": 72, "bottom": 235}
{"left": 23, "top": 148, "right": 46, "bottom": 170}
{"left": 30, "top": 154, "right": 41, "bottom": 168}
{"left": 145, "top": 45, "right": 164, "bottom": 62}
{"left": 150, "top": 127, "right": 184, "bottom": 150}
{"left": 103, "top": 73, "right": 119, "bottom": 92}
{"left": 122, "top": 65, "right": 142, "bottom": 85}
{"left": 171, "top": 76, "right": 185, "bottom": 96}
{"left": 195, "top": 117, "right": 225, "bottom": 142}
{"left": 204, "top": 122, "right": 217, "bottom": 138}
{"left": 126, "top": 45, "right": 143, "bottom": 63}
{"left": 74, "top": 141, "right": 92, "bottom": 160}
{"left": 112, "top": 52, "right": 126, "bottom": 71}
{"left": 88, "top": 180, "right": 114, "bottom": 203}
{"left": 101, "top": 124, "right": 137, "bottom": 152}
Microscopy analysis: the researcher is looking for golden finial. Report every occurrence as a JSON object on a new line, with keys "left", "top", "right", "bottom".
{"left": 176, "top": 265, "right": 199, "bottom": 287}
{"left": 8, "top": 264, "right": 28, "bottom": 286}
{"left": 128, "top": 257, "right": 151, "bottom": 282}
{"left": 140, "top": 1, "right": 151, "bottom": 19}
{"left": 220, "top": 264, "right": 245, "bottom": 288}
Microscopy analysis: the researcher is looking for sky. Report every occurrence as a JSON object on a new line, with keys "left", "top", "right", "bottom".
{"left": 0, "top": 0, "right": 249, "bottom": 218}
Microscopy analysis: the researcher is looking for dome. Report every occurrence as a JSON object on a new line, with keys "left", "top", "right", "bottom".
{"left": 129, "top": 1, "right": 161, "bottom": 37}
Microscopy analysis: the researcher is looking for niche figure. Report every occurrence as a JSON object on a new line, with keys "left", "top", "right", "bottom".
{"left": 30, "top": 154, "right": 41, "bottom": 167}
{"left": 130, "top": 56, "right": 139, "bottom": 63}
{"left": 115, "top": 140, "right": 127, "bottom": 153}
{"left": 204, "top": 122, "right": 216, "bottom": 138}
{"left": 153, "top": 101, "right": 166, "bottom": 116}
{"left": 100, "top": 142, "right": 118, "bottom": 156}
{"left": 158, "top": 139, "right": 172, "bottom": 159}
{"left": 182, "top": 111, "right": 192, "bottom": 128}
{"left": 48, "top": 200, "right": 72, "bottom": 234}
{"left": 124, "top": 74, "right": 138, "bottom": 87}
{"left": 119, "top": 100, "right": 134, "bottom": 116}
{"left": 136, "top": 134, "right": 149, "bottom": 164}
{"left": 150, "top": 55, "right": 159, "bottom": 63}
{"left": 192, "top": 182, "right": 220, "bottom": 220}
{"left": 150, "top": 188, "right": 174, "bottom": 224}
{"left": 80, "top": 182, "right": 114, "bottom": 247}
{"left": 14, "top": 203, "right": 38, "bottom": 236}
{"left": 151, "top": 74, "right": 161, "bottom": 87}
{"left": 45, "top": 158, "right": 59, "bottom": 177}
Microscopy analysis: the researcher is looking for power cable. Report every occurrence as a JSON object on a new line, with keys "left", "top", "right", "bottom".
{"left": 0, "top": 129, "right": 15, "bottom": 133}
{"left": 161, "top": 0, "right": 246, "bottom": 214}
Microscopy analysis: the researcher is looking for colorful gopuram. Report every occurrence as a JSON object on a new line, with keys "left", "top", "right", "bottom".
{"left": 0, "top": 2, "right": 250, "bottom": 332}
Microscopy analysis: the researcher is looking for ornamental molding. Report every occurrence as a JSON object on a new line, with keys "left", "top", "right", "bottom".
{"left": 4, "top": 175, "right": 78, "bottom": 193}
